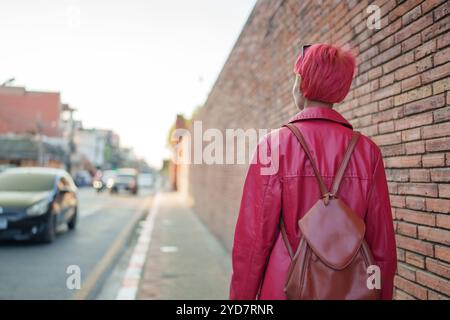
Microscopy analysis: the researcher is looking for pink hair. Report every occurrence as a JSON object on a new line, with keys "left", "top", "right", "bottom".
{"left": 294, "top": 44, "right": 356, "bottom": 104}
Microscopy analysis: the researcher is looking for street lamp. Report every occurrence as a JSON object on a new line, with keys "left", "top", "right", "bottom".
{"left": 1, "top": 78, "right": 15, "bottom": 86}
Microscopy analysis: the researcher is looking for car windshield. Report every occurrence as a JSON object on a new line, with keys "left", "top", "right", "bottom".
{"left": 116, "top": 174, "right": 135, "bottom": 183}
{"left": 0, "top": 172, "right": 55, "bottom": 192}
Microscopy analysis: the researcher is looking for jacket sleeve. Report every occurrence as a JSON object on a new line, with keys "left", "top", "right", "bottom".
{"left": 364, "top": 149, "right": 397, "bottom": 300}
{"left": 229, "top": 133, "right": 282, "bottom": 300}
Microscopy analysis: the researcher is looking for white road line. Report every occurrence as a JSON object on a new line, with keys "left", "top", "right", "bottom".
{"left": 116, "top": 192, "right": 161, "bottom": 300}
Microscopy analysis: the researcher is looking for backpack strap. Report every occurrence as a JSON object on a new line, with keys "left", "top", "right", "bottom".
{"left": 330, "top": 131, "right": 361, "bottom": 197}
{"left": 284, "top": 123, "right": 329, "bottom": 199}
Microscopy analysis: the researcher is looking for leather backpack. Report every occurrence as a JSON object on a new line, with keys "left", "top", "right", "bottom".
{"left": 280, "top": 123, "right": 380, "bottom": 300}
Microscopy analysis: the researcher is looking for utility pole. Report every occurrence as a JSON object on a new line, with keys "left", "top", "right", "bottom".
{"left": 63, "top": 104, "right": 77, "bottom": 175}
{"left": 36, "top": 114, "right": 44, "bottom": 166}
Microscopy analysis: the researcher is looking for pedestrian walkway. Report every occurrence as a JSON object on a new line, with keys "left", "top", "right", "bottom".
{"left": 136, "top": 191, "right": 231, "bottom": 299}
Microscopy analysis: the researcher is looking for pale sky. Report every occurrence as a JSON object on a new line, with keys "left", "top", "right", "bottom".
{"left": 0, "top": 0, "right": 257, "bottom": 168}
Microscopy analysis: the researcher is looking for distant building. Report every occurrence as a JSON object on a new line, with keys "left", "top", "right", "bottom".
{"left": 0, "top": 134, "right": 65, "bottom": 168}
{"left": 75, "top": 128, "right": 107, "bottom": 168}
{"left": 0, "top": 86, "right": 62, "bottom": 137}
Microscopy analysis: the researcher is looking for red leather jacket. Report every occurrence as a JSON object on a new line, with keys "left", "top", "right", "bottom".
{"left": 230, "top": 106, "right": 397, "bottom": 300}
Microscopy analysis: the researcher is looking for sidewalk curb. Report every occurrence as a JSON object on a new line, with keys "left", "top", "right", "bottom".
{"left": 72, "top": 195, "right": 152, "bottom": 300}
{"left": 116, "top": 192, "right": 162, "bottom": 300}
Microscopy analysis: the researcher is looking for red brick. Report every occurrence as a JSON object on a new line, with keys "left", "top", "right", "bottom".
{"left": 434, "top": 46, "right": 450, "bottom": 66}
{"left": 401, "top": 33, "right": 422, "bottom": 52}
{"left": 396, "top": 208, "right": 436, "bottom": 226}
{"left": 382, "top": 51, "right": 415, "bottom": 74}
{"left": 426, "top": 137, "right": 450, "bottom": 152}
{"left": 405, "top": 141, "right": 426, "bottom": 155}
{"left": 426, "top": 257, "right": 450, "bottom": 278}
{"left": 394, "top": 13, "right": 433, "bottom": 43}
{"left": 395, "top": 57, "right": 433, "bottom": 82}
{"left": 379, "top": 73, "right": 395, "bottom": 88}
{"left": 422, "top": 62, "right": 450, "bottom": 84}
{"left": 372, "top": 44, "right": 401, "bottom": 66}
{"left": 389, "top": 0, "right": 423, "bottom": 21}
{"left": 386, "top": 168, "right": 409, "bottom": 182}
{"left": 422, "top": 153, "right": 446, "bottom": 167}
{"left": 437, "top": 31, "right": 450, "bottom": 49}
{"left": 378, "top": 120, "right": 394, "bottom": 134}
{"left": 398, "top": 182, "right": 438, "bottom": 197}
{"left": 395, "top": 288, "right": 416, "bottom": 300}
{"left": 368, "top": 66, "right": 383, "bottom": 80}
{"left": 379, "top": 34, "right": 395, "bottom": 52}
{"left": 371, "top": 131, "right": 401, "bottom": 146}
{"left": 406, "top": 251, "right": 425, "bottom": 268}
{"left": 426, "top": 198, "right": 450, "bottom": 214}
{"left": 398, "top": 262, "right": 417, "bottom": 281}
{"left": 422, "top": 15, "right": 450, "bottom": 41}
{"left": 435, "top": 245, "right": 450, "bottom": 263}
{"left": 403, "top": 94, "right": 445, "bottom": 116}
{"left": 415, "top": 39, "right": 437, "bottom": 59}
{"left": 391, "top": 194, "right": 406, "bottom": 208}
{"left": 394, "top": 85, "right": 432, "bottom": 106}
{"left": 416, "top": 270, "right": 450, "bottom": 296}
{"left": 397, "top": 221, "right": 418, "bottom": 237}
{"left": 422, "top": 0, "right": 447, "bottom": 14}
{"left": 371, "top": 18, "right": 402, "bottom": 45}
{"left": 430, "top": 168, "right": 450, "bottom": 182}
{"left": 401, "top": 75, "right": 421, "bottom": 91}
{"left": 422, "top": 121, "right": 450, "bottom": 139}
{"left": 433, "top": 0, "right": 450, "bottom": 20}
{"left": 406, "top": 196, "right": 426, "bottom": 210}
{"left": 401, "top": 127, "right": 422, "bottom": 141}
{"left": 397, "top": 247, "right": 406, "bottom": 261}
{"left": 385, "top": 155, "right": 422, "bottom": 168}
{"left": 428, "top": 290, "right": 448, "bottom": 300}
{"left": 394, "top": 275, "right": 428, "bottom": 299}
{"left": 418, "top": 225, "right": 450, "bottom": 244}
{"left": 436, "top": 214, "right": 450, "bottom": 229}
{"left": 402, "top": 5, "right": 422, "bottom": 26}
{"left": 433, "top": 106, "right": 450, "bottom": 123}
{"left": 393, "top": 111, "right": 433, "bottom": 130}
{"left": 372, "top": 105, "right": 404, "bottom": 123}
{"left": 378, "top": 97, "right": 394, "bottom": 110}
{"left": 438, "top": 184, "right": 450, "bottom": 198}
{"left": 410, "top": 170, "right": 430, "bottom": 184}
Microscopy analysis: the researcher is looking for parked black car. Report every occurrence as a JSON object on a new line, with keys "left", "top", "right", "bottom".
{"left": 0, "top": 167, "right": 78, "bottom": 243}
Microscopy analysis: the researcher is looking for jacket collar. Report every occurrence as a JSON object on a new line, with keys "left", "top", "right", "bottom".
{"left": 288, "top": 106, "right": 353, "bottom": 130}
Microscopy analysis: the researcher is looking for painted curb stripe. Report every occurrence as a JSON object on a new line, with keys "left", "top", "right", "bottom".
{"left": 116, "top": 192, "right": 161, "bottom": 300}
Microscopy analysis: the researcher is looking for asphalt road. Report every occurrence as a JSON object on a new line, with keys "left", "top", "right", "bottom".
{"left": 0, "top": 186, "right": 154, "bottom": 299}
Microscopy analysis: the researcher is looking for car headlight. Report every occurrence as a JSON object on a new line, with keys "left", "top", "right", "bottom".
{"left": 27, "top": 200, "right": 49, "bottom": 216}
{"left": 107, "top": 178, "right": 115, "bottom": 188}
{"left": 93, "top": 180, "right": 102, "bottom": 188}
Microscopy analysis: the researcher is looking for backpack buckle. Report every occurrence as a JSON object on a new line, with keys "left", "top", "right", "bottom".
{"left": 321, "top": 192, "right": 336, "bottom": 206}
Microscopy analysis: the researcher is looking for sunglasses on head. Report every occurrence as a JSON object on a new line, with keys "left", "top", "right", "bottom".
{"left": 302, "top": 44, "right": 312, "bottom": 58}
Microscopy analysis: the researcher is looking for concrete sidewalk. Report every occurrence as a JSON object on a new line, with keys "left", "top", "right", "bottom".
{"left": 137, "top": 191, "right": 231, "bottom": 299}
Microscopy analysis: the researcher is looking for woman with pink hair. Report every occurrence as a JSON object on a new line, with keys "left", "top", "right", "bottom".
{"left": 230, "top": 44, "right": 397, "bottom": 300}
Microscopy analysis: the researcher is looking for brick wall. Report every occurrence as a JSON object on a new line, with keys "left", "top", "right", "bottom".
{"left": 188, "top": 0, "right": 450, "bottom": 299}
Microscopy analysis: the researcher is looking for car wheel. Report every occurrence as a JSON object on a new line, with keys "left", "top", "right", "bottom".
{"left": 67, "top": 208, "right": 78, "bottom": 230}
{"left": 38, "top": 214, "right": 56, "bottom": 243}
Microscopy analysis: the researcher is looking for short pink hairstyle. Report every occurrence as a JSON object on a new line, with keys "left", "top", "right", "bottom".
{"left": 294, "top": 44, "right": 356, "bottom": 104}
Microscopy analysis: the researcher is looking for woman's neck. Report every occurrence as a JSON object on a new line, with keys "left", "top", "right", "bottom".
{"left": 304, "top": 99, "right": 333, "bottom": 109}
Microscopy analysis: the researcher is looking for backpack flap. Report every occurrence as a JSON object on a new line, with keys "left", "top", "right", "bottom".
{"left": 298, "top": 198, "right": 366, "bottom": 270}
